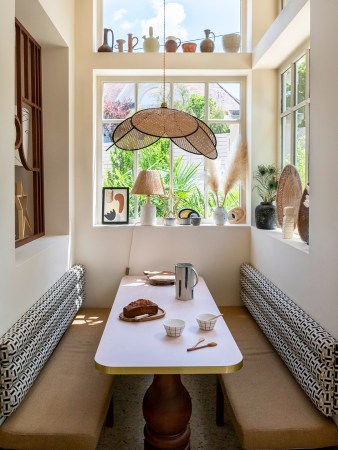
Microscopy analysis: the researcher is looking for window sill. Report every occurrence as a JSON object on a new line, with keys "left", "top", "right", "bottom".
{"left": 94, "top": 222, "right": 250, "bottom": 228}
{"left": 15, "top": 235, "right": 70, "bottom": 266}
{"left": 253, "top": 226, "right": 309, "bottom": 254}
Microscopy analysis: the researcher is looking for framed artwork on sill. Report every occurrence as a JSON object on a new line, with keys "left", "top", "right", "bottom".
{"left": 102, "top": 187, "right": 129, "bottom": 224}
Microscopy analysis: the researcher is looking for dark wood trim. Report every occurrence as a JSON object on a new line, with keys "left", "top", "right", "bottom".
{"left": 216, "top": 375, "right": 225, "bottom": 426}
{"left": 15, "top": 19, "right": 44, "bottom": 248}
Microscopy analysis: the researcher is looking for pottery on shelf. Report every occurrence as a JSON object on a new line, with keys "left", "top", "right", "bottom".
{"left": 222, "top": 33, "right": 241, "bottom": 52}
{"left": 255, "top": 202, "right": 276, "bottom": 230}
{"left": 165, "top": 36, "right": 181, "bottom": 52}
{"left": 115, "top": 39, "right": 125, "bottom": 53}
{"left": 127, "top": 33, "right": 139, "bottom": 52}
{"left": 213, "top": 207, "right": 227, "bottom": 226}
{"left": 182, "top": 42, "right": 197, "bottom": 53}
{"left": 98, "top": 28, "right": 114, "bottom": 52}
{"left": 143, "top": 27, "right": 160, "bottom": 52}
{"left": 200, "top": 29, "right": 215, "bottom": 53}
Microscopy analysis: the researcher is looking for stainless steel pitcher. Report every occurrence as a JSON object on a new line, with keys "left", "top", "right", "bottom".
{"left": 175, "top": 263, "right": 199, "bottom": 301}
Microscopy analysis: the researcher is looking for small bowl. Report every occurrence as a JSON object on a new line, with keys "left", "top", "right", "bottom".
{"left": 163, "top": 319, "right": 185, "bottom": 337}
{"left": 182, "top": 42, "right": 197, "bottom": 53}
{"left": 191, "top": 217, "right": 201, "bottom": 226}
{"left": 196, "top": 313, "right": 218, "bottom": 331}
{"left": 179, "top": 218, "right": 191, "bottom": 225}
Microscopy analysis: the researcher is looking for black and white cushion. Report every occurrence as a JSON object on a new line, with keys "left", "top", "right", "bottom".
{"left": 0, "top": 265, "right": 85, "bottom": 421}
{"left": 240, "top": 263, "right": 338, "bottom": 417}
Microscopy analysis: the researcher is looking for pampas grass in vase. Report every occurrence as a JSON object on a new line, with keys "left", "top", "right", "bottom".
{"left": 205, "top": 139, "right": 248, "bottom": 225}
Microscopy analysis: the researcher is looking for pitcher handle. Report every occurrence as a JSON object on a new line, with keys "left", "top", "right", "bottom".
{"left": 132, "top": 36, "right": 139, "bottom": 48}
{"left": 107, "top": 28, "right": 114, "bottom": 49}
{"left": 191, "top": 267, "right": 199, "bottom": 287}
{"left": 176, "top": 38, "right": 181, "bottom": 49}
{"left": 210, "top": 31, "right": 216, "bottom": 41}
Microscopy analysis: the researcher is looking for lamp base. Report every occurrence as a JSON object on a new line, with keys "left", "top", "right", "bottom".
{"left": 141, "top": 203, "right": 156, "bottom": 226}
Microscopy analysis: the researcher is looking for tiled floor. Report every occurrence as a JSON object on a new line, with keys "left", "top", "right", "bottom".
{"left": 97, "top": 374, "right": 241, "bottom": 450}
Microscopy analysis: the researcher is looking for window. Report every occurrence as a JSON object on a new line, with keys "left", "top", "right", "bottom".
{"left": 97, "top": 78, "right": 245, "bottom": 222}
{"left": 100, "top": 0, "right": 244, "bottom": 53}
{"left": 280, "top": 50, "right": 310, "bottom": 187}
{"left": 15, "top": 20, "right": 44, "bottom": 247}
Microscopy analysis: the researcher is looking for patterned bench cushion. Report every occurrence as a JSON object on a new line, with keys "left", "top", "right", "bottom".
{"left": 0, "top": 265, "right": 85, "bottom": 421}
{"left": 240, "top": 263, "right": 338, "bottom": 417}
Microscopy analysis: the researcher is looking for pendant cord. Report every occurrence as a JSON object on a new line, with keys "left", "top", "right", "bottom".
{"left": 163, "top": 0, "right": 166, "bottom": 104}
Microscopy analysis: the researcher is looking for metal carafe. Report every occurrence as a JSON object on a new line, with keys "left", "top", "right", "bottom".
{"left": 175, "top": 263, "right": 199, "bottom": 301}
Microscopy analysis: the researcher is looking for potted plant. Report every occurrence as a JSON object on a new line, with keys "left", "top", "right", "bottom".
{"left": 253, "top": 164, "right": 279, "bottom": 229}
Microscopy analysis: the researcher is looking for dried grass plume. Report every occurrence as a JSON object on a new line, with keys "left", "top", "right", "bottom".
{"left": 222, "top": 139, "right": 248, "bottom": 205}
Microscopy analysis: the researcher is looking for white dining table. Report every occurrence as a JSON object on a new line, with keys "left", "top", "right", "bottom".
{"left": 95, "top": 275, "right": 243, "bottom": 450}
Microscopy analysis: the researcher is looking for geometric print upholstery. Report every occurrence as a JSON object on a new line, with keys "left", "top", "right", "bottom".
{"left": 0, "top": 265, "right": 85, "bottom": 421}
{"left": 240, "top": 263, "right": 338, "bottom": 417}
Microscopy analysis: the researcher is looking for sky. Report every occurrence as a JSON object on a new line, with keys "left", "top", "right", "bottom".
{"left": 103, "top": 0, "right": 241, "bottom": 53}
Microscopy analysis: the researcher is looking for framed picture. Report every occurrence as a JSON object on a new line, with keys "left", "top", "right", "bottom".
{"left": 102, "top": 187, "right": 129, "bottom": 224}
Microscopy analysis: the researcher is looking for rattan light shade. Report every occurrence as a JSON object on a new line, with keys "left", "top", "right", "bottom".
{"left": 131, "top": 170, "right": 165, "bottom": 196}
{"left": 110, "top": 104, "right": 218, "bottom": 159}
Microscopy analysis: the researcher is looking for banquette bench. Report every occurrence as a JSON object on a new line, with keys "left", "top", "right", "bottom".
{"left": 217, "top": 263, "right": 338, "bottom": 449}
{"left": 0, "top": 265, "right": 114, "bottom": 450}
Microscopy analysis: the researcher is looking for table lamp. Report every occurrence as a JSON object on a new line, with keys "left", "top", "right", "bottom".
{"left": 131, "top": 170, "right": 165, "bottom": 225}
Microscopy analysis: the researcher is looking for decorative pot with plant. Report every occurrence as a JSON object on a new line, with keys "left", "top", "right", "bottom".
{"left": 205, "top": 140, "right": 247, "bottom": 226}
{"left": 253, "top": 164, "right": 279, "bottom": 230}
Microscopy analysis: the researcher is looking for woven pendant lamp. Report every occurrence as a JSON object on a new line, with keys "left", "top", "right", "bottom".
{"left": 108, "top": 0, "right": 218, "bottom": 160}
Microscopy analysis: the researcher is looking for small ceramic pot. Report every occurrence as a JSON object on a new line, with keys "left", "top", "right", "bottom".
{"left": 182, "top": 42, "right": 197, "bottom": 53}
{"left": 213, "top": 207, "right": 227, "bottom": 226}
{"left": 255, "top": 202, "right": 276, "bottom": 229}
{"left": 222, "top": 33, "right": 241, "bottom": 52}
{"left": 191, "top": 217, "right": 201, "bottom": 226}
{"left": 163, "top": 217, "right": 176, "bottom": 226}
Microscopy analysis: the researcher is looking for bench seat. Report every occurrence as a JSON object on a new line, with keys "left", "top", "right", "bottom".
{"left": 0, "top": 308, "right": 113, "bottom": 450}
{"left": 218, "top": 306, "right": 338, "bottom": 449}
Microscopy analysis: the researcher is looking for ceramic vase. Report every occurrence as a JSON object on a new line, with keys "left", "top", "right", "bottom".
{"left": 222, "top": 33, "right": 241, "bottom": 52}
{"left": 213, "top": 207, "right": 227, "bottom": 226}
{"left": 143, "top": 27, "right": 160, "bottom": 52}
{"left": 98, "top": 28, "right": 114, "bottom": 52}
{"left": 200, "top": 29, "right": 215, "bottom": 53}
{"left": 255, "top": 202, "right": 276, "bottom": 229}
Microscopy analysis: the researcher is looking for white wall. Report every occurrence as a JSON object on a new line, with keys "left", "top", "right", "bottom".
{"left": 251, "top": 0, "right": 338, "bottom": 340}
{"left": 0, "top": 0, "right": 75, "bottom": 336}
{"left": 73, "top": 0, "right": 251, "bottom": 308}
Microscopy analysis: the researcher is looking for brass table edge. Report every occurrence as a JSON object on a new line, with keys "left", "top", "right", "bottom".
{"left": 95, "top": 359, "right": 243, "bottom": 375}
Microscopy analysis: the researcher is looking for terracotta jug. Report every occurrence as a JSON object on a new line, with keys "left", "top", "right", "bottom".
{"left": 98, "top": 28, "right": 114, "bottom": 52}
{"left": 127, "top": 33, "right": 139, "bottom": 52}
{"left": 165, "top": 36, "right": 181, "bottom": 52}
{"left": 200, "top": 29, "right": 215, "bottom": 53}
{"left": 143, "top": 26, "right": 160, "bottom": 52}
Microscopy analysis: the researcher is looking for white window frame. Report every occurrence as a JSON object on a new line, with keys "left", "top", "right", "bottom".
{"left": 95, "top": 75, "right": 246, "bottom": 225}
{"left": 279, "top": 47, "right": 310, "bottom": 183}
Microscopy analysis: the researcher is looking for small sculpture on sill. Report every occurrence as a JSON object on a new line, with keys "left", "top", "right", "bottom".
{"left": 98, "top": 28, "right": 114, "bottom": 52}
{"left": 282, "top": 206, "right": 294, "bottom": 239}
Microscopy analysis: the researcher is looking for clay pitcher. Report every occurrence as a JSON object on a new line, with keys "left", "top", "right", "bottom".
{"left": 127, "top": 33, "right": 139, "bottom": 52}
{"left": 115, "top": 39, "right": 125, "bottom": 53}
{"left": 98, "top": 28, "right": 114, "bottom": 52}
{"left": 165, "top": 36, "right": 181, "bottom": 52}
{"left": 200, "top": 29, "right": 215, "bottom": 53}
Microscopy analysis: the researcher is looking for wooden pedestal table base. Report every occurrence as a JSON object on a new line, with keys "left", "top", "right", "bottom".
{"left": 143, "top": 374, "right": 192, "bottom": 450}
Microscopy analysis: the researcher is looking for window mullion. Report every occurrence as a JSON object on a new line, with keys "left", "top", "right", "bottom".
{"left": 134, "top": 82, "right": 139, "bottom": 220}
{"left": 290, "top": 62, "right": 296, "bottom": 165}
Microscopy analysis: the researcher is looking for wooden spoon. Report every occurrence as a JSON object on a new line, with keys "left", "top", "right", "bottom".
{"left": 187, "top": 342, "right": 217, "bottom": 352}
{"left": 207, "top": 314, "right": 223, "bottom": 321}
{"left": 190, "top": 337, "right": 205, "bottom": 349}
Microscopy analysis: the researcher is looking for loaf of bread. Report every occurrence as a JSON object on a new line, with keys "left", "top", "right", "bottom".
{"left": 123, "top": 299, "right": 158, "bottom": 318}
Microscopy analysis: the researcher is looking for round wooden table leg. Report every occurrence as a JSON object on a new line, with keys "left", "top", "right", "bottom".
{"left": 143, "top": 374, "right": 192, "bottom": 450}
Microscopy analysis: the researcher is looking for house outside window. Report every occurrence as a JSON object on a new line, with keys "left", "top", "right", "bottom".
{"left": 280, "top": 50, "right": 310, "bottom": 187}
{"left": 96, "top": 77, "right": 246, "bottom": 222}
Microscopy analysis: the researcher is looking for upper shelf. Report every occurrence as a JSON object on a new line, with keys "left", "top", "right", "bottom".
{"left": 93, "top": 52, "right": 252, "bottom": 75}
{"left": 253, "top": 0, "right": 310, "bottom": 69}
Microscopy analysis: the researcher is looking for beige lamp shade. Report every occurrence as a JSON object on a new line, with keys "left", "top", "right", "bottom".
{"left": 131, "top": 170, "right": 165, "bottom": 196}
